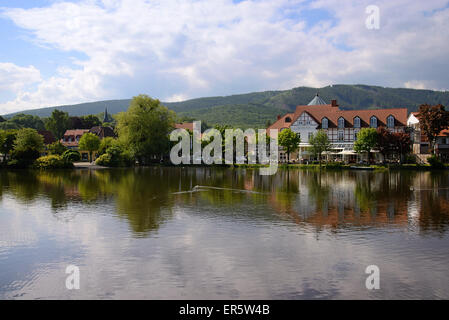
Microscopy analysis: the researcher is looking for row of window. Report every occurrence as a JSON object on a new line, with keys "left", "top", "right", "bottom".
{"left": 296, "top": 131, "right": 358, "bottom": 142}
{"left": 322, "top": 115, "right": 395, "bottom": 129}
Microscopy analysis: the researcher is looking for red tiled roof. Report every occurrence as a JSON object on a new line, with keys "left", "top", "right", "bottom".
{"left": 267, "top": 104, "right": 408, "bottom": 132}
{"left": 61, "top": 129, "right": 89, "bottom": 147}
{"left": 174, "top": 122, "right": 194, "bottom": 131}
{"left": 63, "top": 129, "right": 90, "bottom": 137}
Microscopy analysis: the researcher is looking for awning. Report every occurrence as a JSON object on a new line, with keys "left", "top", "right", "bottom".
{"left": 338, "top": 150, "right": 357, "bottom": 155}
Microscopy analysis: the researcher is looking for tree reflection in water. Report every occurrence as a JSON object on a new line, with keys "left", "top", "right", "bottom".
{"left": 1, "top": 168, "right": 449, "bottom": 236}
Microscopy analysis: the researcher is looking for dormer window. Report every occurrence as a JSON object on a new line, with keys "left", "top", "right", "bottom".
{"left": 338, "top": 117, "right": 345, "bottom": 129}
{"left": 354, "top": 116, "right": 361, "bottom": 128}
{"left": 322, "top": 117, "right": 328, "bottom": 129}
{"left": 370, "top": 116, "right": 378, "bottom": 128}
{"left": 285, "top": 117, "right": 292, "bottom": 123}
{"left": 387, "top": 115, "right": 395, "bottom": 128}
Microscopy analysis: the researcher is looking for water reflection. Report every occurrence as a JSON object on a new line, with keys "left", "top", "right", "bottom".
{"left": 1, "top": 168, "right": 449, "bottom": 235}
{"left": 2, "top": 168, "right": 449, "bottom": 299}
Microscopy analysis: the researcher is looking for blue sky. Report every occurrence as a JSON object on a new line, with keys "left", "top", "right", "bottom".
{"left": 0, "top": 0, "right": 448, "bottom": 114}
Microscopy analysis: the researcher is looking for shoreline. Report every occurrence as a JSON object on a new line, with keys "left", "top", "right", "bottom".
{"left": 1, "top": 162, "right": 448, "bottom": 171}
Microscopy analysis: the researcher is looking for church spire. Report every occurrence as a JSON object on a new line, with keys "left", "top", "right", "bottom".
{"left": 103, "top": 107, "right": 112, "bottom": 123}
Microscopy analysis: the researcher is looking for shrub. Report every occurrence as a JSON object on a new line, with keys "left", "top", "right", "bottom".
{"left": 427, "top": 155, "right": 445, "bottom": 169}
{"left": 98, "top": 137, "right": 116, "bottom": 156}
{"left": 325, "top": 162, "right": 343, "bottom": 169}
{"left": 35, "top": 155, "right": 73, "bottom": 169}
{"left": 95, "top": 153, "right": 113, "bottom": 166}
{"left": 404, "top": 154, "right": 417, "bottom": 164}
{"left": 47, "top": 141, "right": 67, "bottom": 155}
{"left": 95, "top": 144, "right": 133, "bottom": 167}
{"left": 62, "top": 149, "right": 81, "bottom": 163}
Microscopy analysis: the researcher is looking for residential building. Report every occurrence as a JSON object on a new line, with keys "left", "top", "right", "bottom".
{"left": 61, "top": 126, "right": 115, "bottom": 161}
{"left": 407, "top": 112, "right": 449, "bottom": 162}
{"left": 268, "top": 94, "right": 408, "bottom": 163}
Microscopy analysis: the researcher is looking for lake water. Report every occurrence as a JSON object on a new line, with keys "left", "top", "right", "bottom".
{"left": 1, "top": 167, "right": 449, "bottom": 299}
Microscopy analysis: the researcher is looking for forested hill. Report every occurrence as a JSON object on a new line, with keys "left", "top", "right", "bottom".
{"left": 4, "top": 84, "right": 449, "bottom": 128}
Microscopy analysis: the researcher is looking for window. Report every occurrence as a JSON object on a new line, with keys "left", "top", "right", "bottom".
{"left": 338, "top": 131, "right": 344, "bottom": 141}
{"left": 354, "top": 117, "right": 361, "bottom": 128}
{"left": 308, "top": 132, "right": 313, "bottom": 140}
{"left": 354, "top": 131, "right": 358, "bottom": 140}
{"left": 338, "top": 117, "right": 345, "bottom": 129}
{"left": 370, "top": 116, "right": 378, "bottom": 128}
{"left": 322, "top": 118, "right": 328, "bottom": 129}
{"left": 387, "top": 115, "right": 395, "bottom": 128}
{"left": 285, "top": 117, "right": 292, "bottom": 123}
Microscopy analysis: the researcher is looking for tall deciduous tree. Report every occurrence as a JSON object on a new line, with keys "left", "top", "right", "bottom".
{"left": 79, "top": 132, "right": 101, "bottom": 162}
{"left": 116, "top": 95, "right": 176, "bottom": 164}
{"left": 12, "top": 128, "right": 44, "bottom": 164}
{"left": 309, "top": 130, "right": 331, "bottom": 167}
{"left": 417, "top": 104, "right": 449, "bottom": 154}
{"left": 45, "top": 110, "right": 70, "bottom": 140}
{"left": 376, "top": 127, "right": 393, "bottom": 159}
{"left": 392, "top": 131, "right": 411, "bottom": 163}
{"left": 354, "top": 128, "right": 378, "bottom": 164}
{"left": 278, "top": 128, "right": 300, "bottom": 163}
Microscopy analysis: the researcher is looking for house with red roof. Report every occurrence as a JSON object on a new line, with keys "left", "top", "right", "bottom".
{"left": 267, "top": 94, "right": 408, "bottom": 163}
{"left": 61, "top": 126, "right": 116, "bottom": 161}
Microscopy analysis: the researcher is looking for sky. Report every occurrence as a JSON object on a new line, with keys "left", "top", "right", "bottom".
{"left": 0, "top": 0, "right": 448, "bottom": 114}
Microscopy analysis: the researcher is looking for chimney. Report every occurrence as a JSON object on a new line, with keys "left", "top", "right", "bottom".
{"left": 277, "top": 114, "right": 281, "bottom": 120}
{"left": 331, "top": 99, "right": 338, "bottom": 107}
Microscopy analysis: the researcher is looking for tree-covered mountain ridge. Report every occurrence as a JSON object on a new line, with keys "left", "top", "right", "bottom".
{"left": 4, "top": 84, "right": 449, "bottom": 128}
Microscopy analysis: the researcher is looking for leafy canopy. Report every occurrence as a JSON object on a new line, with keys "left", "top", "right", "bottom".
{"left": 46, "top": 110, "right": 70, "bottom": 140}
{"left": 13, "top": 128, "right": 44, "bottom": 162}
{"left": 278, "top": 128, "right": 301, "bottom": 161}
{"left": 79, "top": 133, "right": 100, "bottom": 153}
{"left": 116, "top": 94, "right": 176, "bottom": 162}
{"left": 354, "top": 128, "right": 378, "bottom": 154}
{"left": 309, "top": 130, "right": 331, "bottom": 156}
{"left": 417, "top": 104, "right": 449, "bottom": 154}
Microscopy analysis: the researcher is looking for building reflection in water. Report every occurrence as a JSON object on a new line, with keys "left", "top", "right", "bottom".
{"left": 1, "top": 168, "right": 449, "bottom": 236}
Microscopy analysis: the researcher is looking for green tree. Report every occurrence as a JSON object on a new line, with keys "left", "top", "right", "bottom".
{"left": 354, "top": 128, "right": 378, "bottom": 164}
{"left": 98, "top": 137, "right": 116, "bottom": 155}
{"left": 116, "top": 95, "right": 176, "bottom": 164}
{"left": 47, "top": 141, "right": 67, "bottom": 155}
{"left": 45, "top": 110, "right": 70, "bottom": 140}
{"left": 12, "top": 128, "right": 44, "bottom": 165}
{"left": 81, "top": 115, "right": 101, "bottom": 129}
{"left": 0, "top": 129, "right": 18, "bottom": 163}
{"left": 9, "top": 114, "right": 45, "bottom": 130}
{"left": 78, "top": 132, "right": 100, "bottom": 162}
{"left": 278, "top": 128, "right": 300, "bottom": 163}
{"left": 309, "top": 130, "right": 331, "bottom": 167}
{"left": 0, "top": 122, "right": 20, "bottom": 130}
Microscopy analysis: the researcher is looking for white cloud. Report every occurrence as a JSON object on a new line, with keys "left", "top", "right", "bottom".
{"left": 0, "top": 62, "right": 41, "bottom": 92}
{"left": 0, "top": 0, "right": 449, "bottom": 114}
